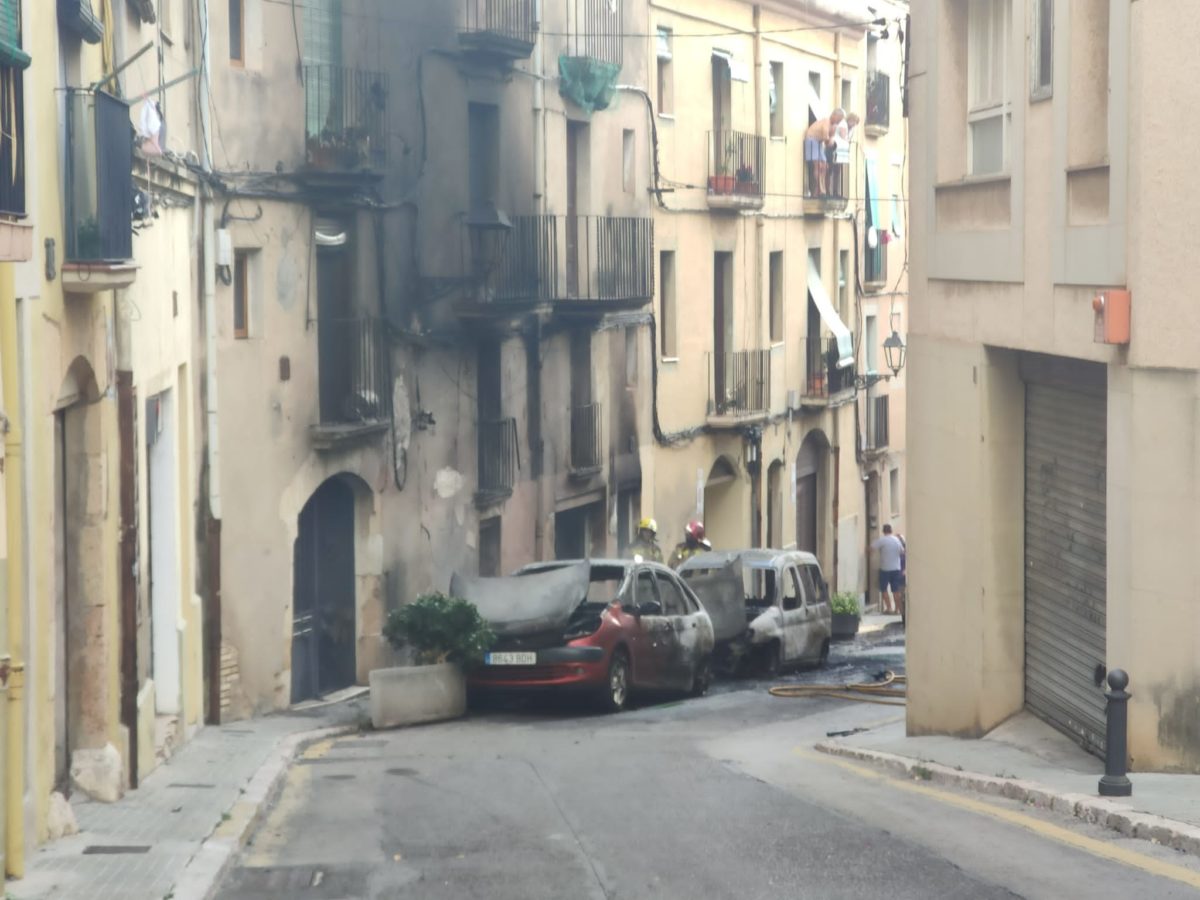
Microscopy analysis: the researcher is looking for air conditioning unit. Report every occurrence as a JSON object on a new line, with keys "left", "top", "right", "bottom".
{"left": 786, "top": 389, "right": 799, "bottom": 409}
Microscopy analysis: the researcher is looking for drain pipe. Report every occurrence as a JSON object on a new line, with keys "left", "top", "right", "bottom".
{"left": 198, "top": 0, "right": 223, "bottom": 723}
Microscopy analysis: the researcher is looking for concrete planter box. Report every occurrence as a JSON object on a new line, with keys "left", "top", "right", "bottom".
{"left": 831, "top": 613, "right": 861, "bottom": 640}
{"left": 369, "top": 662, "right": 466, "bottom": 729}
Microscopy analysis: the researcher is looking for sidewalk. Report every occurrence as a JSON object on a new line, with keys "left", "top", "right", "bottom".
{"left": 9, "top": 692, "right": 369, "bottom": 900}
{"left": 818, "top": 711, "right": 1200, "bottom": 855}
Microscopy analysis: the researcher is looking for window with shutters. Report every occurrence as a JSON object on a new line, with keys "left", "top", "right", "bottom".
{"left": 0, "top": 0, "right": 26, "bottom": 217}
{"left": 228, "top": 0, "right": 244, "bottom": 64}
{"left": 656, "top": 27, "right": 673, "bottom": 115}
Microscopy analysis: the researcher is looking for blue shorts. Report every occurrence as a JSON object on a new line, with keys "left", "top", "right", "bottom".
{"left": 879, "top": 569, "right": 905, "bottom": 592}
{"left": 804, "top": 138, "right": 824, "bottom": 162}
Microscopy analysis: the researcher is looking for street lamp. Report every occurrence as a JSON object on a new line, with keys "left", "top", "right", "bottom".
{"left": 883, "top": 329, "right": 906, "bottom": 377}
{"left": 465, "top": 203, "right": 512, "bottom": 297}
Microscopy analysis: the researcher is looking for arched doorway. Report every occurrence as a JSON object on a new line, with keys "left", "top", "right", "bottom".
{"left": 795, "top": 431, "right": 829, "bottom": 555}
{"left": 291, "top": 477, "right": 359, "bottom": 703}
{"left": 54, "top": 357, "right": 104, "bottom": 789}
{"left": 766, "top": 460, "right": 784, "bottom": 548}
{"left": 703, "top": 456, "right": 740, "bottom": 550}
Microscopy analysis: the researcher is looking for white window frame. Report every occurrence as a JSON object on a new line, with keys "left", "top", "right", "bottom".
{"left": 1029, "top": 0, "right": 1053, "bottom": 101}
{"left": 967, "top": 0, "right": 1012, "bottom": 176}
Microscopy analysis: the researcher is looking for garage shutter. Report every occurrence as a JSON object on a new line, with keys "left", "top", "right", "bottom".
{"left": 1022, "top": 355, "right": 1107, "bottom": 756}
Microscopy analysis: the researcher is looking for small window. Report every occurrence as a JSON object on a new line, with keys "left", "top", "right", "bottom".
{"left": 233, "top": 250, "right": 250, "bottom": 338}
{"left": 768, "top": 251, "right": 783, "bottom": 343}
{"left": 841, "top": 77, "right": 852, "bottom": 112}
{"left": 656, "top": 27, "right": 673, "bottom": 115}
{"left": 479, "top": 518, "right": 501, "bottom": 577}
{"left": 797, "top": 564, "right": 818, "bottom": 605}
{"left": 769, "top": 62, "right": 784, "bottom": 137}
{"left": 968, "top": 0, "right": 1013, "bottom": 175}
{"left": 659, "top": 250, "right": 676, "bottom": 357}
{"left": 622, "top": 129, "right": 635, "bottom": 194}
{"left": 656, "top": 574, "right": 687, "bottom": 616}
{"left": 808, "top": 247, "right": 821, "bottom": 279}
{"left": 228, "top": 0, "right": 244, "bottom": 64}
{"left": 1031, "top": 0, "right": 1053, "bottom": 100}
{"left": 890, "top": 467, "right": 901, "bottom": 517}
{"left": 782, "top": 568, "right": 801, "bottom": 611}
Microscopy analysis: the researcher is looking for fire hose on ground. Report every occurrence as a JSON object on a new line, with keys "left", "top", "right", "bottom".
{"left": 769, "top": 671, "right": 907, "bottom": 706}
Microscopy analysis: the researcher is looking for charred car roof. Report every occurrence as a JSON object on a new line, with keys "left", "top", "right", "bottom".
{"left": 677, "top": 549, "right": 821, "bottom": 571}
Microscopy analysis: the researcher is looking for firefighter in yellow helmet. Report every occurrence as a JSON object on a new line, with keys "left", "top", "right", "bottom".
{"left": 669, "top": 520, "right": 713, "bottom": 570}
{"left": 628, "top": 517, "right": 664, "bottom": 563}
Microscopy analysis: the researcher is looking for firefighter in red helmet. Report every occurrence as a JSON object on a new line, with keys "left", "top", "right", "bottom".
{"left": 669, "top": 520, "right": 712, "bottom": 570}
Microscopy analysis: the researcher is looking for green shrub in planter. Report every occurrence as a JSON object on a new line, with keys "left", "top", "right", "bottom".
{"left": 831, "top": 592, "right": 861, "bottom": 616}
{"left": 383, "top": 592, "right": 495, "bottom": 666}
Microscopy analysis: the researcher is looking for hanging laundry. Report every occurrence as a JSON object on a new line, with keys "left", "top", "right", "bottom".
{"left": 139, "top": 100, "right": 163, "bottom": 156}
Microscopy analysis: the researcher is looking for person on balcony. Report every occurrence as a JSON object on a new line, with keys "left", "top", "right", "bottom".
{"left": 629, "top": 517, "right": 664, "bottom": 564}
{"left": 805, "top": 108, "right": 845, "bottom": 198}
{"left": 668, "top": 520, "right": 713, "bottom": 570}
{"left": 830, "top": 111, "right": 859, "bottom": 199}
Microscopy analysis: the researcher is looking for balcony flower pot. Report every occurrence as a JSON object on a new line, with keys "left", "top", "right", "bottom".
{"left": 370, "top": 592, "right": 494, "bottom": 729}
{"left": 709, "top": 174, "right": 736, "bottom": 195}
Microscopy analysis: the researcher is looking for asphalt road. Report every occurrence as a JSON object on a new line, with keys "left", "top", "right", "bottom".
{"left": 216, "top": 631, "right": 1200, "bottom": 899}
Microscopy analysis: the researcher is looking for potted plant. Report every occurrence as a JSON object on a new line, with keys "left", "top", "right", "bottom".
{"left": 736, "top": 164, "right": 757, "bottom": 195}
{"left": 831, "top": 591, "right": 861, "bottom": 640}
{"left": 369, "top": 591, "right": 494, "bottom": 729}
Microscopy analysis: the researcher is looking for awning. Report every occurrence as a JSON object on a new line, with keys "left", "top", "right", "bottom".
{"left": 58, "top": 0, "right": 104, "bottom": 44}
{"left": 656, "top": 27, "right": 671, "bottom": 60}
{"left": 806, "top": 266, "right": 854, "bottom": 368}
{"left": 713, "top": 49, "right": 751, "bottom": 84}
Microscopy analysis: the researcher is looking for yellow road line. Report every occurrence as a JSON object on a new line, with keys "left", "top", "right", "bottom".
{"left": 796, "top": 749, "right": 1200, "bottom": 890}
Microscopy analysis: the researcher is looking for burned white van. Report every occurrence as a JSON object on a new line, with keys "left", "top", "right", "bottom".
{"left": 678, "top": 550, "right": 832, "bottom": 676}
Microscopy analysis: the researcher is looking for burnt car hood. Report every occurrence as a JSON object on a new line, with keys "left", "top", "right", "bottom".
{"left": 450, "top": 563, "right": 591, "bottom": 639}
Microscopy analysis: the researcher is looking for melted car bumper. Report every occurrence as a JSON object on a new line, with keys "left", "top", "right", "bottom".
{"left": 469, "top": 645, "right": 607, "bottom": 689}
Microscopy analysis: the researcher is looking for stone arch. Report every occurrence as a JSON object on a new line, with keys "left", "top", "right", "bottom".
{"left": 290, "top": 472, "right": 378, "bottom": 703}
{"left": 703, "top": 455, "right": 741, "bottom": 550}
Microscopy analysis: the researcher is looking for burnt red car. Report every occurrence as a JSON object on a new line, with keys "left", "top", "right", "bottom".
{"left": 452, "top": 559, "right": 716, "bottom": 711}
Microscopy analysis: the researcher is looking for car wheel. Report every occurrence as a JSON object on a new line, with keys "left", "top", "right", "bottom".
{"left": 600, "top": 650, "right": 630, "bottom": 713}
{"left": 689, "top": 658, "right": 712, "bottom": 697}
{"left": 760, "top": 641, "right": 783, "bottom": 678}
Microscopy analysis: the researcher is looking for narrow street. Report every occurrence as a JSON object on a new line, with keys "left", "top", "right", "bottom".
{"left": 215, "top": 632, "right": 1200, "bottom": 899}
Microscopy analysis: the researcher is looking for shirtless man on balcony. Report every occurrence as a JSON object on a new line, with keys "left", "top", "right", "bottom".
{"left": 804, "top": 108, "right": 844, "bottom": 198}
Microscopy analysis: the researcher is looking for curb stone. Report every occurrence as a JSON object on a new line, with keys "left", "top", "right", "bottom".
{"left": 169, "top": 724, "right": 357, "bottom": 900}
{"left": 815, "top": 741, "right": 1200, "bottom": 859}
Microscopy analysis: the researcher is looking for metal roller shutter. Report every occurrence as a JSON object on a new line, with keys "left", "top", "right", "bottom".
{"left": 1022, "top": 356, "right": 1107, "bottom": 756}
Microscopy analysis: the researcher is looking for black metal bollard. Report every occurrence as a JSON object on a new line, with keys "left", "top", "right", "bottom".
{"left": 1098, "top": 669, "right": 1132, "bottom": 797}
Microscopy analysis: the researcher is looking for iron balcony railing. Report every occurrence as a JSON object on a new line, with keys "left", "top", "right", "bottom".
{"left": 461, "top": 0, "right": 537, "bottom": 54}
{"left": 64, "top": 89, "right": 133, "bottom": 262}
{"left": 569, "top": 0, "right": 623, "bottom": 66}
{"left": 802, "top": 336, "right": 855, "bottom": 399}
{"left": 0, "top": 66, "right": 25, "bottom": 216}
{"left": 317, "top": 316, "right": 390, "bottom": 426}
{"left": 570, "top": 402, "right": 603, "bottom": 471}
{"left": 480, "top": 215, "right": 654, "bottom": 304}
{"left": 304, "top": 65, "right": 388, "bottom": 171}
{"left": 865, "top": 237, "right": 887, "bottom": 286}
{"left": 866, "top": 394, "right": 890, "bottom": 451}
{"left": 804, "top": 139, "right": 852, "bottom": 208}
{"left": 708, "top": 349, "right": 771, "bottom": 416}
{"left": 707, "top": 129, "right": 766, "bottom": 202}
{"left": 478, "top": 417, "right": 519, "bottom": 495}
{"left": 866, "top": 71, "right": 891, "bottom": 131}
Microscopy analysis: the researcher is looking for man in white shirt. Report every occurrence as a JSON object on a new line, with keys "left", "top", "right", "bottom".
{"left": 871, "top": 524, "right": 906, "bottom": 616}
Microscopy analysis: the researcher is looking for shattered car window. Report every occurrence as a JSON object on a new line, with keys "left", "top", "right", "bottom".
{"left": 742, "top": 565, "right": 777, "bottom": 607}
{"left": 585, "top": 566, "right": 628, "bottom": 605}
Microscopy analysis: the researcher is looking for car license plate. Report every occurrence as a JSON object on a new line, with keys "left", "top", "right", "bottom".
{"left": 485, "top": 652, "right": 536, "bottom": 666}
